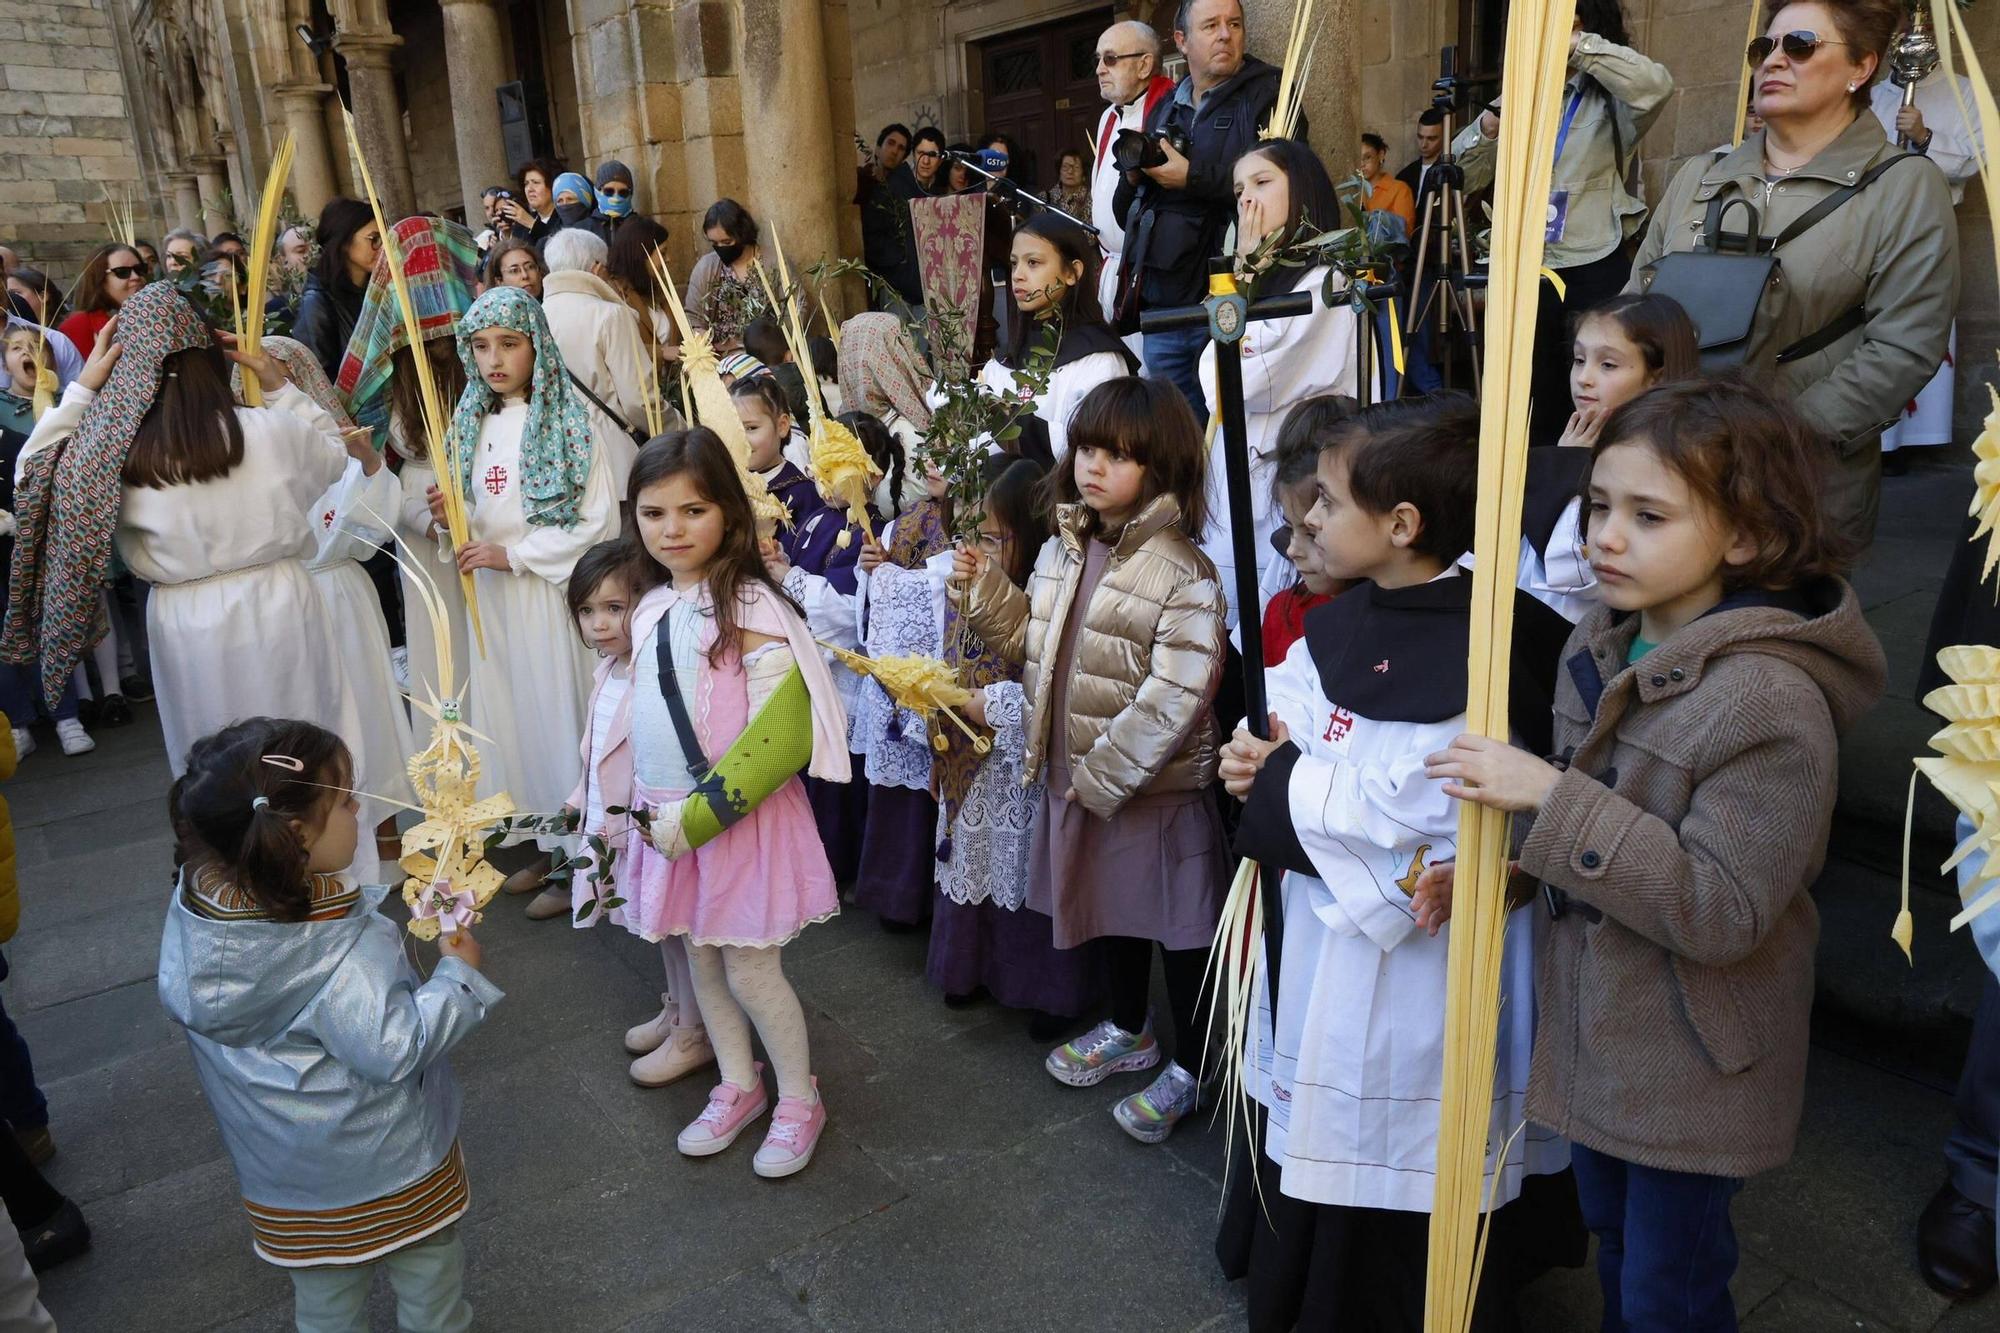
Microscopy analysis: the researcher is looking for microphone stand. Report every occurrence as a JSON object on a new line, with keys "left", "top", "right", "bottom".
{"left": 948, "top": 153, "right": 1101, "bottom": 239}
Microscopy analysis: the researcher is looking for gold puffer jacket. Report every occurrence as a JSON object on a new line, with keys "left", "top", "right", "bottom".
{"left": 956, "top": 495, "right": 1226, "bottom": 818}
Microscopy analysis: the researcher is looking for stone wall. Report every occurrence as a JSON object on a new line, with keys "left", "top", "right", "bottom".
{"left": 402, "top": 2, "right": 467, "bottom": 218}
{"left": 0, "top": 0, "right": 157, "bottom": 280}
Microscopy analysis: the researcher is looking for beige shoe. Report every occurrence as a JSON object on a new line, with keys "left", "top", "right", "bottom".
{"left": 624, "top": 996, "right": 674, "bottom": 1055}
{"left": 524, "top": 885, "right": 571, "bottom": 920}
{"left": 629, "top": 1023, "right": 716, "bottom": 1088}
{"left": 501, "top": 854, "right": 552, "bottom": 896}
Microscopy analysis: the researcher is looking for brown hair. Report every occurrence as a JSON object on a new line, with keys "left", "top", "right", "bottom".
{"left": 1327, "top": 393, "right": 1481, "bottom": 561}
{"left": 387, "top": 339, "right": 468, "bottom": 461}
{"left": 485, "top": 237, "right": 542, "bottom": 288}
{"left": 1046, "top": 376, "right": 1209, "bottom": 539}
{"left": 565, "top": 538, "right": 660, "bottom": 647}
{"left": 623, "top": 427, "right": 801, "bottom": 664}
{"left": 1765, "top": 0, "right": 1898, "bottom": 105}
{"left": 77, "top": 244, "right": 143, "bottom": 315}
{"left": 1574, "top": 293, "right": 1700, "bottom": 384}
{"left": 1587, "top": 374, "right": 1852, "bottom": 591}
{"left": 171, "top": 717, "right": 353, "bottom": 923}
{"left": 123, "top": 326, "right": 247, "bottom": 489}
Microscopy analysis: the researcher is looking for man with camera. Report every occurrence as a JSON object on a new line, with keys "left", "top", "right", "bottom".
{"left": 1090, "top": 21, "right": 1175, "bottom": 350}
{"left": 1112, "top": 0, "right": 1292, "bottom": 419}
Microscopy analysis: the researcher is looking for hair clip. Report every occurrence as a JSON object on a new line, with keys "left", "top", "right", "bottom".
{"left": 251, "top": 795, "right": 271, "bottom": 812}
{"left": 260, "top": 754, "right": 306, "bottom": 772}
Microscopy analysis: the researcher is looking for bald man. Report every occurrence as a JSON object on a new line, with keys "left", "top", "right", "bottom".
{"left": 1090, "top": 21, "right": 1173, "bottom": 337}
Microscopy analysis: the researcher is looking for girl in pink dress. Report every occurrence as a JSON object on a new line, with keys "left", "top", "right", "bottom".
{"left": 621, "top": 429, "right": 850, "bottom": 1178}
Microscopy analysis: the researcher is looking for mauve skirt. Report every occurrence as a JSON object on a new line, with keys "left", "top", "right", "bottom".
{"left": 806, "top": 757, "right": 868, "bottom": 884}
{"left": 926, "top": 892, "right": 1104, "bottom": 1017}
{"left": 851, "top": 784, "right": 938, "bottom": 925}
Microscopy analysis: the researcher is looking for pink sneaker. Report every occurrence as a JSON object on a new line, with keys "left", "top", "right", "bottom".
{"left": 676, "top": 1065, "right": 769, "bottom": 1157}
{"left": 752, "top": 1078, "right": 827, "bottom": 1179}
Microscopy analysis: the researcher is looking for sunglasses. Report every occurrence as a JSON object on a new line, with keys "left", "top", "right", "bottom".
{"left": 599, "top": 184, "right": 631, "bottom": 197}
{"left": 1095, "top": 51, "right": 1148, "bottom": 68}
{"left": 1746, "top": 31, "right": 1857, "bottom": 65}
{"left": 108, "top": 264, "right": 146, "bottom": 280}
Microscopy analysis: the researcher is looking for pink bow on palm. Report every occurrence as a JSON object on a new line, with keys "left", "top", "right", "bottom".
{"left": 413, "top": 880, "right": 476, "bottom": 933}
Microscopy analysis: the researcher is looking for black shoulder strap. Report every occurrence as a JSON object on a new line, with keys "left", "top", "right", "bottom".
{"left": 567, "top": 369, "right": 647, "bottom": 445}
{"left": 1767, "top": 154, "right": 1915, "bottom": 363}
{"left": 653, "top": 612, "right": 712, "bottom": 784}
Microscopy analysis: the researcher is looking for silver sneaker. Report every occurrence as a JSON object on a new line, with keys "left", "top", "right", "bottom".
{"left": 1112, "top": 1061, "right": 1199, "bottom": 1144}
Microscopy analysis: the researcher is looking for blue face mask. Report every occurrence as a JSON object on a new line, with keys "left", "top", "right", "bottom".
{"left": 599, "top": 192, "right": 633, "bottom": 219}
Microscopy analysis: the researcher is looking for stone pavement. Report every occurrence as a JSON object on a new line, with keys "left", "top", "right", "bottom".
{"left": 6, "top": 452, "right": 1999, "bottom": 1331}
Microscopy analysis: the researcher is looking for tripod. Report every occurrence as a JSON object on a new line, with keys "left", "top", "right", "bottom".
{"left": 1404, "top": 99, "right": 1484, "bottom": 397}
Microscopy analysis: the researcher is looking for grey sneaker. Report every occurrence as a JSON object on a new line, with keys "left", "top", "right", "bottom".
{"left": 1044, "top": 1018, "right": 1160, "bottom": 1088}
{"left": 1112, "top": 1061, "right": 1199, "bottom": 1144}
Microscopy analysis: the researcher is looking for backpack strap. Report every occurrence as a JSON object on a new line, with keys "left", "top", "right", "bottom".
{"left": 653, "top": 611, "right": 713, "bottom": 785}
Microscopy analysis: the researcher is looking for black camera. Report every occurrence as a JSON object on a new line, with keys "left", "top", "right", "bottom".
{"left": 1111, "top": 128, "right": 1190, "bottom": 174}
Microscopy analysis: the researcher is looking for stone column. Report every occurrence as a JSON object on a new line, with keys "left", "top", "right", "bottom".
{"left": 737, "top": 0, "right": 842, "bottom": 277}
{"left": 193, "top": 156, "right": 231, "bottom": 232}
{"left": 169, "top": 174, "right": 202, "bottom": 231}
{"left": 439, "top": 0, "right": 512, "bottom": 223}
{"left": 1241, "top": 0, "right": 1357, "bottom": 165}
{"left": 335, "top": 31, "right": 417, "bottom": 218}
{"left": 273, "top": 83, "right": 339, "bottom": 217}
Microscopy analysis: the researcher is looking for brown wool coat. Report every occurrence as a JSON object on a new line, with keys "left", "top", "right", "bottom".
{"left": 955, "top": 495, "right": 1226, "bottom": 819}
{"left": 1517, "top": 581, "right": 1885, "bottom": 1179}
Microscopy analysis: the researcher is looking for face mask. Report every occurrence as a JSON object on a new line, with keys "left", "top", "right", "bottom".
{"left": 713, "top": 241, "right": 744, "bottom": 264}
{"left": 599, "top": 192, "right": 633, "bottom": 219}
{"left": 556, "top": 200, "right": 593, "bottom": 225}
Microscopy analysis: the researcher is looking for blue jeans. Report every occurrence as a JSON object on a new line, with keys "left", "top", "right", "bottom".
{"left": 1571, "top": 1142, "right": 1742, "bottom": 1332}
{"left": 1143, "top": 325, "right": 1210, "bottom": 423}
{"left": 1401, "top": 280, "right": 1447, "bottom": 394}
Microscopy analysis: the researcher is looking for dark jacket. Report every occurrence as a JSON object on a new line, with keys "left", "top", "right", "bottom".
{"left": 290, "top": 271, "right": 365, "bottom": 381}
{"left": 1112, "top": 58, "right": 1292, "bottom": 312}
{"left": 855, "top": 165, "right": 926, "bottom": 304}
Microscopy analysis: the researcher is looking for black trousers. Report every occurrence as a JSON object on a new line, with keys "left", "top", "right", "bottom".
{"left": 1106, "top": 936, "right": 1212, "bottom": 1072}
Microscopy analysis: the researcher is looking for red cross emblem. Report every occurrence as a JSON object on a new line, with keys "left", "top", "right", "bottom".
{"left": 1323, "top": 706, "right": 1354, "bottom": 743}
{"left": 483, "top": 465, "right": 508, "bottom": 496}
{"left": 321, "top": 509, "right": 335, "bottom": 529}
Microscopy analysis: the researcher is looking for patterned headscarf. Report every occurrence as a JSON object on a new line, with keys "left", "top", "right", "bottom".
{"left": 335, "top": 217, "right": 480, "bottom": 437}
{"left": 551, "top": 173, "right": 595, "bottom": 208}
{"left": 2, "top": 282, "right": 210, "bottom": 709}
{"left": 262, "top": 336, "right": 356, "bottom": 432}
{"left": 839, "top": 313, "right": 933, "bottom": 432}
{"left": 450, "top": 286, "right": 595, "bottom": 529}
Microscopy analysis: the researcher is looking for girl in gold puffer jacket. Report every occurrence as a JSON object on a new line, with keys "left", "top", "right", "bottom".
{"left": 955, "top": 376, "right": 1229, "bottom": 1145}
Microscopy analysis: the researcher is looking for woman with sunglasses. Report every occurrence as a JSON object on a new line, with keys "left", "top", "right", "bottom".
{"left": 56, "top": 245, "right": 148, "bottom": 360}
{"left": 1451, "top": 0, "right": 1672, "bottom": 446}
{"left": 1630, "top": 0, "right": 1956, "bottom": 550}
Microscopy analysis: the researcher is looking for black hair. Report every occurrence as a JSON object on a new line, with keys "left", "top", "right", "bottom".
{"left": 1230, "top": 138, "right": 1341, "bottom": 297}
{"left": 1271, "top": 394, "right": 1360, "bottom": 505}
{"left": 1418, "top": 107, "right": 1445, "bottom": 127}
{"left": 702, "top": 198, "right": 760, "bottom": 247}
{"left": 741, "top": 316, "right": 790, "bottom": 366}
{"left": 982, "top": 454, "right": 1052, "bottom": 587}
{"left": 912, "top": 127, "right": 949, "bottom": 154}
{"left": 729, "top": 374, "right": 792, "bottom": 429}
{"left": 210, "top": 231, "right": 246, "bottom": 250}
{"left": 311, "top": 197, "right": 376, "bottom": 293}
{"left": 877, "top": 123, "right": 913, "bottom": 148}
{"left": 515, "top": 157, "right": 568, "bottom": 199}
{"left": 837, "top": 410, "right": 907, "bottom": 521}
{"left": 1360, "top": 132, "right": 1388, "bottom": 154}
{"left": 808, "top": 334, "right": 839, "bottom": 385}
{"left": 565, "top": 538, "right": 658, "bottom": 646}
{"left": 1323, "top": 393, "right": 1480, "bottom": 561}
{"left": 171, "top": 717, "right": 353, "bottom": 923}
{"left": 1002, "top": 212, "right": 1108, "bottom": 368}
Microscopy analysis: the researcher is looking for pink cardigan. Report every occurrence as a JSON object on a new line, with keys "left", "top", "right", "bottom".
{"left": 567, "top": 655, "right": 634, "bottom": 927}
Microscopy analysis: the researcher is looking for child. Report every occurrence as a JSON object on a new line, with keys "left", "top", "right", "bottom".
{"left": 1519, "top": 292, "right": 1701, "bottom": 624}
{"left": 1257, "top": 394, "right": 1358, "bottom": 661}
{"left": 1198, "top": 139, "right": 1365, "bottom": 634}
{"left": 620, "top": 430, "right": 851, "bottom": 1177}
{"left": 434, "top": 286, "right": 621, "bottom": 907}
{"left": 159, "top": 717, "right": 498, "bottom": 1326}
{"left": 560, "top": 540, "right": 718, "bottom": 1084}
{"left": 844, "top": 409, "right": 911, "bottom": 530}
{"left": 922, "top": 456, "right": 1100, "bottom": 1032}
{"left": 0, "top": 328, "right": 92, "bottom": 759}
{"left": 730, "top": 375, "right": 826, "bottom": 552}
{"left": 8, "top": 286, "right": 370, "bottom": 783}
{"left": 954, "top": 375, "right": 1228, "bottom": 1144}
{"left": 1214, "top": 395, "right": 1576, "bottom": 1325}
{"left": 1423, "top": 378, "right": 1887, "bottom": 1330}
{"left": 977, "top": 214, "right": 1133, "bottom": 462}
{"left": 808, "top": 335, "right": 842, "bottom": 417}
{"left": 742, "top": 316, "right": 812, "bottom": 429}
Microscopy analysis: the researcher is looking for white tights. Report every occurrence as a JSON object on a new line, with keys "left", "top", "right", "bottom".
{"left": 687, "top": 943, "right": 813, "bottom": 1101}
{"left": 657, "top": 938, "right": 702, "bottom": 1029}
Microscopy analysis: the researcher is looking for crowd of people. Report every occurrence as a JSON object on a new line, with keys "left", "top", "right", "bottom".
{"left": 0, "top": 0, "right": 1991, "bottom": 1328}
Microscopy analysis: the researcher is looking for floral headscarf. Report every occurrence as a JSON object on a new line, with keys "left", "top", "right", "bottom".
{"left": 262, "top": 336, "right": 356, "bottom": 432}
{"left": 839, "top": 313, "right": 933, "bottom": 432}
{"left": 2, "top": 282, "right": 209, "bottom": 709}
{"left": 335, "top": 217, "right": 480, "bottom": 438}
{"left": 450, "top": 286, "right": 595, "bottom": 529}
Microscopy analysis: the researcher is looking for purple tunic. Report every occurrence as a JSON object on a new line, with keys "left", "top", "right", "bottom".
{"left": 768, "top": 461, "right": 829, "bottom": 560}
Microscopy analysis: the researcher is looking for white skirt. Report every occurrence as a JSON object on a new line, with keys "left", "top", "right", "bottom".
{"left": 1881, "top": 323, "right": 1956, "bottom": 452}
{"left": 310, "top": 560, "right": 417, "bottom": 814}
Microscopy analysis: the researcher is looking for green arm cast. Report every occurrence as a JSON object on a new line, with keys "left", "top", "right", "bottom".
{"left": 677, "top": 664, "right": 814, "bottom": 851}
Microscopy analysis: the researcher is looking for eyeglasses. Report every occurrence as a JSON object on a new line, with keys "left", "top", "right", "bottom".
{"left": 107, "top": 265, "right": 145, "bottom": 280}
{"left": 1746, "top": 31, "right": 1857, "bottom": 65}
{"left": 501, "top": 263, "right": 540, "bottom": 280}
{"left": 1095, "top": 51, "right": 1149, "bottom": 68}
{"left": 974, "top": 532, "right": 1008, "bottom": 554}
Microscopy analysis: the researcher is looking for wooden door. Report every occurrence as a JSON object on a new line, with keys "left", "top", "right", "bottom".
{"left": 974, "top": 9, "right": 1114, "bottom": 194}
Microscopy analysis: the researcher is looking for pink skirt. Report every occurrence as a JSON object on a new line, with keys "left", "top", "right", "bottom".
{"left": 619, "top": 774, "right": 840, "bottom": 947}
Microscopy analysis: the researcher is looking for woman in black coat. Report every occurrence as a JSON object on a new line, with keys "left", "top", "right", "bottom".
{"left": 290, "top": 198, "right": 380, "bottom": 381}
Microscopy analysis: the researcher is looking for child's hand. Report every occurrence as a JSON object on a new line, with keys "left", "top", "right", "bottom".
{"left": 217, "top": 330, "right": 287, "bottom": 393}
{"left": 858, "top": 534, "right": 886, "bottom": 572}
{"left": 950, "top": 543, "right": 987, "bottom": 584}
{"left": 342, "top": 427, "right": 380, "bottom": 473}
{"left": 963, "top": 690, "right": 988, "bottom": 728}
{"left": 426, "top": 484, "right": 449, "bottom": 530}
{"left": 439, "top": 929, "right": 484, "bottom": 970}
{"left": 1556, "top": 405, "right": 1604, "bottom": 450}
{"left": 1411, "top": 859, "right": 1455, "bottom": 936}
{"left": 1219, "top": 715, "right": 1291, "bottom": 799}
{"left": 456, "top": 541, "right": 512, "bottom": 573}
{"left": 759, "top": 536, "right": 791, "bottom": 583}
{"left": 78, "top": 316, "right": 122, "bottom": 392}
{"left": 1425, "top": 734, "right": 1560, "bottom": 812}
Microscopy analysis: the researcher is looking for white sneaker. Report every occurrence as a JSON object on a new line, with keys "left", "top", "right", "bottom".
{"left": 53, "top": 719, "right": 94, "bottom": 756}
{"left": 390, "top": 646, "right": 411, "bottom": 691}
{"left": 10, "top": 729, "right": 32, "bottom": 761}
